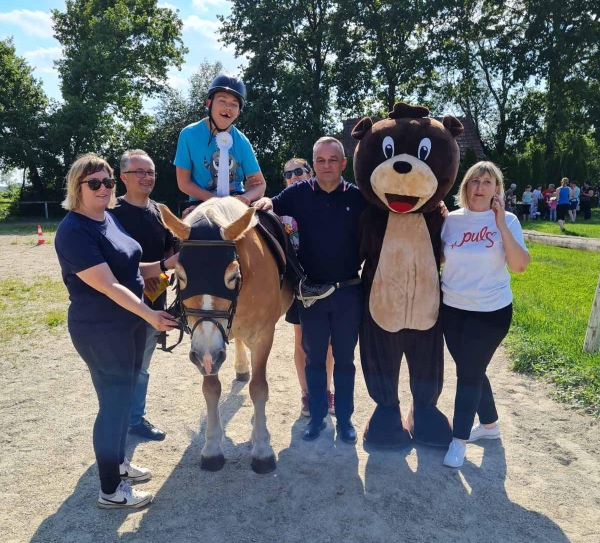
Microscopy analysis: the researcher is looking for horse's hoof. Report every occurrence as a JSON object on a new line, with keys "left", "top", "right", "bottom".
{"left": 200, "top": 454, "right": 225, "bottom": 471}
{"left": 251, "top": 455, "right": 276, "bottom": 474}
{"left": 236, "top": 372, "right": 250, "bottom": 382}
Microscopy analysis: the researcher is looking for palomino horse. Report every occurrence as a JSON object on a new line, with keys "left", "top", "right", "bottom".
{"left": 159, "top": 197, "right": 293, "bottom": 473}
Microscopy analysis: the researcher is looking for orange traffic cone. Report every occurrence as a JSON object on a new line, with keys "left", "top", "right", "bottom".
{"left": 37, "top": 224, "right": 46, "bottom": 245}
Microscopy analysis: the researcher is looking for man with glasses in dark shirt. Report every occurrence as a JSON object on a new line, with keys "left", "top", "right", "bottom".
{"left": 254, "top": 137, "right": 367, "bottom": 443}
{"left": 111, "top": 149, "right": 175, "bottom": 441}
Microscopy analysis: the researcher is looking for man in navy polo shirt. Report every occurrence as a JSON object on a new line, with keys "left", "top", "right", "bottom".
{"left": 111, "top": 149, "right": 175, "bottom": 441}
{"left": 254, "top": 137, "right": 367, "bottom": 443}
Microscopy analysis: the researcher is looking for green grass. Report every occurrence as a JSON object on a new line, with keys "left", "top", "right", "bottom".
{"left": 0, "top": 221, "right": 59, "bottom": 236}
{"left": 507, "top": 242, "right": 600, "bottom": 415}
{"left": 522, "top": 208, "right": 600, "bottom": 238}
{"left": 0, "top": 277, "right": 68, "bottom": 345}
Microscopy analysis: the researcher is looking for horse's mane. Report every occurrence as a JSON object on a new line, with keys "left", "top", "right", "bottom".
{"left": 184, "top": 196, "right": 258, "bottom": 229}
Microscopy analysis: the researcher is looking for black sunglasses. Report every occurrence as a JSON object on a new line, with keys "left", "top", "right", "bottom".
{"left": 283, "top": 167, "right": 310, "bottom": 180}
{"left": 79, "top": 177, "right": 116, "bottom": 190}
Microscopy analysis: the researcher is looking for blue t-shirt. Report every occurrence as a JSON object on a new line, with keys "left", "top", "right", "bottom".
{"left": 557, "top": 186, "right": 571, "bottom": 205}
{"left": 174, "top": 119, "right": 260, "bottom": 200}
{"left": 55, "top": 211, "right": 145, "bottom": 325}
{"left": 272, "top": 178, "right": 367, "bottom": 284}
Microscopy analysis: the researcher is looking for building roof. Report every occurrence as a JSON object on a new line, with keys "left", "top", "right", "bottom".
{"left": 341, "top": 115, "right": 485, "bottom": 160}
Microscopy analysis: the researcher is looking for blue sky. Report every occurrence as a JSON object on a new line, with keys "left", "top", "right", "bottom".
{"left": 0, "top": 0, "right": 243, "bottom": 102}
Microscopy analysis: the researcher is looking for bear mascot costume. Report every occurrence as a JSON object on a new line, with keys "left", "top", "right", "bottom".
{"left": 352, "top": 102, "right": 464, "bottom": 448}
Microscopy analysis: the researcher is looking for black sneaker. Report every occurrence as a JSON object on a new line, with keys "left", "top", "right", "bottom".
{"left": 130, "top": 417, "right": 166, "bottom": 441}
{"left": 297, "top": 279, "right": 335, "bottom": 307}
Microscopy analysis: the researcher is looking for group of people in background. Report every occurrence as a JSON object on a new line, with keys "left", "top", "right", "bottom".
{"left": 506, "top": 178, "right": 596, "bottom": 229}
{"left": 54, "top": 73, "right": 529, "bottom": 509}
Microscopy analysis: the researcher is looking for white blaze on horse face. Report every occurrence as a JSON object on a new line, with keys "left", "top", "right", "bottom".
{"left": 190, "top": 295, "right": 227, "bottom": 373}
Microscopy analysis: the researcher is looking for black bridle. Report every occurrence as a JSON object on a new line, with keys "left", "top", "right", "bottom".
{"left": 161, "top": 238, "right": 242, "bottom": 353}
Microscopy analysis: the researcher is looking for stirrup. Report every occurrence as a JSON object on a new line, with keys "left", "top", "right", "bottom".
{"left": 297, "top": 279, "right": 316, "bottom": 309}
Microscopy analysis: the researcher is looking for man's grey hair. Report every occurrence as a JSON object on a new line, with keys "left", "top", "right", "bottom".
{"left": 120, "top": 149, "right": 153, "bottom": 173}
{"left": 510, "top": 183, "right": 517, "bottom": 189}
{"left": 313, "top": 137, "right": 345, "bottom": 159}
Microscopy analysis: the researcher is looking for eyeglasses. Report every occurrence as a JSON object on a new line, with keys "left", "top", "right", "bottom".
{"left": 283, "top": 167, "right": 308, "bottom": 180}
{"left": 123, "top": 169, "right": 156, "bottom": 179}
{"left": 79, "top": 177, "right": 116, "bottom": 190}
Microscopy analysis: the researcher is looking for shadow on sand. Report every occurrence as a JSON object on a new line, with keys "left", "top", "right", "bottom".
{"left": 31, "top": 392, "right": 569, "bottom": 543}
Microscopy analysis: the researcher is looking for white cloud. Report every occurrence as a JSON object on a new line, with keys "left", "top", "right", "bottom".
{"left": 157, "top": 2, "right": 177, "bottom": 10}
{"left": 23, "top": 46, "right": 62, "bottom": 74}
{"left": 192, "top": 0, "right": 222, "bottom": 13}
{"left": 183, "top": 15, "right": 224, "bottom": 49}
{"left": 0, "top": 10, "right": 54, "bottom": 38}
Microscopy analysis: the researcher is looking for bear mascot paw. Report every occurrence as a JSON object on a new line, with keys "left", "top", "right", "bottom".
{"left": 353, "top": 102, "right": 463, "bottom": 448}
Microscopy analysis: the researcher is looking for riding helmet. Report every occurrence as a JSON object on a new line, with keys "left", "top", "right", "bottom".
{"left": 207, "top": 74, "right": 247, "bottom": 111}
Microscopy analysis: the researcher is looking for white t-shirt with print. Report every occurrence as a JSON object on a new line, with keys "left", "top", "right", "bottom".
{"left": 441, "top": 208, "right": 527, "bottom": 312}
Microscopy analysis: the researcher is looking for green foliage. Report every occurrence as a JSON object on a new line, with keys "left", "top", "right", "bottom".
{"left": 507, "top": 242, "right": 600, "bottom": 415}
{"left": 0, "top": 38, "right": 50, "bottom": 196}
{"left": 44, "top": 0, "right": 187, "bottom": 195}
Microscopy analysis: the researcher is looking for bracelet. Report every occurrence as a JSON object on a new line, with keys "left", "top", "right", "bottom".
{"left": 159, "top": 258, "right": 168, "bottom": 273}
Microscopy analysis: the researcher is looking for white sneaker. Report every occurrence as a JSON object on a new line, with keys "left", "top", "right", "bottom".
{"left": 468, "top": 423, "right": 500, "bottom": 442}
{"left": 98, "top": 480, "right": 153, "bottom": 509}
{"left": 120, "top": 457, "right": 152, "bottom": 482}
{"left": 443, "top": 439, "right": 467, "bottom": 468}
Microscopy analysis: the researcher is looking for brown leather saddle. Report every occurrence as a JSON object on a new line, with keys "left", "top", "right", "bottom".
{"left": 254, "top": 209, "right": 288, "bottom": 281}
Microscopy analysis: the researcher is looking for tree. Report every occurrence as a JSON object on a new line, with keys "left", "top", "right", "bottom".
{"left": 219, "top": 1, "right": 352, "bottom": 187}
{"left": 0, "top": 38, "right": 50, "bottom": 196}
{"left": 522, "top": 0, "right": 599, "bottom": 158}
{"left": 49, "top": 0, "right": 187, "bottom": 182}
{"left": 429, "top": 0, "right": 535, "bottom": 157}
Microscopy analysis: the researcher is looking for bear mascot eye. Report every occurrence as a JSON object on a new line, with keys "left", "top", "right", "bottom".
{"left": 382, "top": 136, "right": 395, "bottom": 159}
{"left": 418, "top": 138, "right": 432, "bottom": 161}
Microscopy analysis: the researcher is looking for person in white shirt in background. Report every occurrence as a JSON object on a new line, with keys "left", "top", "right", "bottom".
{"left": 440, "top": 161, "right": 530, "bottom": 468}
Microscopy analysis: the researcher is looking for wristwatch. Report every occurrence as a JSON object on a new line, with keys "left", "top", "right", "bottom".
{"left": 159, "top": 258, "right": 168, "bottom": 273}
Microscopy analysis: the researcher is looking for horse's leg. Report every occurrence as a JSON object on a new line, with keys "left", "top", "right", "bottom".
{"left": 248, "top": 334, "right": 276, "bottom": 474}
{"left": 200, "top": 375, "right": 225, "bottom": 471}
{"left": 234, "top": 337, "right": 250, "bottom": 382}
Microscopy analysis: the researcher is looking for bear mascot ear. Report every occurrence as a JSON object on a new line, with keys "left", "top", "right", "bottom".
{"left": 442, "top": 115, "right": 464, "bottom": 137}
{"left": 389, "top": 102, "right": 429, "bottom": 119}
{"left": 351, "top": 117, "right": 374, "bottom": 140}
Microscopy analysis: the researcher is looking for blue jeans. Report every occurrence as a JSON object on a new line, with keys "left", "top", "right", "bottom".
{"left": 129, "top": 323, "right": 160, "bottom": 426}
{"left": 70, "top": 319, "right": 146, "bottom": 494}
{"left": 299, "top": 284, "right": 363, "bottom": 423}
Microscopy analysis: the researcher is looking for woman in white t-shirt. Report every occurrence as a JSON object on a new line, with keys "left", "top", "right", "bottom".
{"left": 440, "top": 161, "right": 530, "bottom": 468}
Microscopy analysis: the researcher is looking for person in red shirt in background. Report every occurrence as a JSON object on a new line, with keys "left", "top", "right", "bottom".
{"left": 542, "top": 184, "right": 556, "bottom": 220}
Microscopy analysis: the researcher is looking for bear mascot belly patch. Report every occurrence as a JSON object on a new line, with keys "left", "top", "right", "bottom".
{"left": 353, "top": 102, "right": 463, "bottom": 448}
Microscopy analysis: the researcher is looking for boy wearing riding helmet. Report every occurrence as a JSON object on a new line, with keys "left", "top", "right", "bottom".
{"left": 174, "top": 73, "right": 266, "bottom": 207}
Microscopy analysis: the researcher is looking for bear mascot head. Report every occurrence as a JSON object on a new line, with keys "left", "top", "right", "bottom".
{"left": 352, "top": 102, "right": 464, "bottom": 448}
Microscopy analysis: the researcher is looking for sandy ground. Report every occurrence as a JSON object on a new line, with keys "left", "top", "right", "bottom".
{"left": 1, "top": 239, "right": 599, "bottom": 543}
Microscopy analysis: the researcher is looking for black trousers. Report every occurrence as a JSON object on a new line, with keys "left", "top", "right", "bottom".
{"left": 581, "top": 200, "right": 592, "bottom": 220}
{"left": 70, "top": 319, "right": 146, "bottom": 494}
{"left": 441, "top": 303, "right": 512, "bottom": 440}
{"left": 299, "top": 284, "right": 363, "bottom": 423}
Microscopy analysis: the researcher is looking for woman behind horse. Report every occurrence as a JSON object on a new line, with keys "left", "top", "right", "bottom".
{"left": 55, "top": 153, "right": 178, "bottom": 509}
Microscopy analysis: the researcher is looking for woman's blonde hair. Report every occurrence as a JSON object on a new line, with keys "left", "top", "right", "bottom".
{"left": 455, "top": 161, "right": 505, "bottom": 209}
{"left": 61, "top": 153, "right": 116, "bottom": 211}
{"left": 284, "top": 157, "right": 313, "bottom": 174}
{"left": 561, "top": 177, "right": 569, "bottom": 187}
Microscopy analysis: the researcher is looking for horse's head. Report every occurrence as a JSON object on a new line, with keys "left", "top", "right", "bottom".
{"left": 159, "top": 200, "right": 256, "bottom": 375}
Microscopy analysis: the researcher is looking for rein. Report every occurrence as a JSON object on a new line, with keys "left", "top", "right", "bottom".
{"left": 161, "top": 238, "right": 242, "bottom": 352}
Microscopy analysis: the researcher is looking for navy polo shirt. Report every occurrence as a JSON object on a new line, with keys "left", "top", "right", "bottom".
{"left": 272, "top": 178, "right": 367, "bottom": 284}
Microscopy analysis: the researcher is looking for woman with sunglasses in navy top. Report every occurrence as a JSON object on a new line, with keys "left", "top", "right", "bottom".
{"left": 55, "top": 153, "right": 178, "bottom": 509}
{"left": 281, "top": 158, "right": 335, "bottom": 418}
